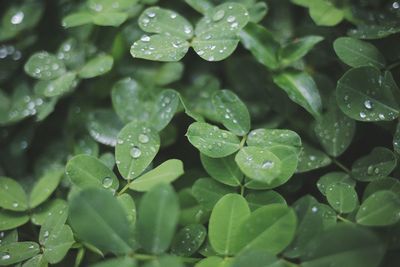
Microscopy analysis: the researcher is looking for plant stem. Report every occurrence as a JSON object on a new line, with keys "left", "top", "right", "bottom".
{"left": 386, "top": 60, "right": 400, "bottom": 71}
{"left": 239, "top": 135, "right": 247, "bottom": 148}
{"left": 337, "top": 215, "right": 353, "bottom": 224}
{"left": 117, "top": 180, "right": 132, "bottom": 196}
{"left": 331, "top": 158, "right": 351, "bottom": 174}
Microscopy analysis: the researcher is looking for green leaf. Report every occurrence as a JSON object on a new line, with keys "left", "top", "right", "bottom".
{"left": 150, "top": 89, "right": 180, "bottom": 131}
{"left": 348, "top": 24, "right": 400, "bottom": 40}
{"left": 66, "top": 154, "right": 119, "bottom": 191}
{"left": 195, "top": 3, "right": 250, "bottom": 36}
{"left": 300, "top": 224, "right": 385, "bottom": 267}
{"left": 211, "top": 90, "right": 250, "bottom": 136}
{"left": 0, "top": 242, "right": 40, "bottom": 266}
{"left": 87, "top": 109, "right": 123, "bottom": 147}
{"left": 195, "top": 256, "right": 232, "bottom": 267}
{"left": 279, "top": 36, "right": 323, "bottom": 67}
{"left": 138, "top": 7, "right": 193, "bottom": 39}
{"left": 314, "top": 97, "right": 356, "bottom": 157}
{"left": 0, "top": 230, "right": 18, "bottom": 246}
{"left": 137, "top": 184, "right": 179, "bottom": 254}
{"left": 78, "top": 54, "right": 113, "bottom": 79}
{"left": 336, "top": 67, "right": 399, "bottom": 121}
{"left": 186, "top": 122, "right": 240, "bottom": 158}
{"left": 273, "top": 71, "right": 322, "bottom": 119}
{"left": 35, "top": 72, "right": 77, "bottom": 98}
{"left": 192, "top": 34, "right": 240, "bottom": 62}
{"left": 284, "top": 196, "right": 324, "bottom": 259}
{"left": 363, "top": 177, "right": 400, "bottom": 200}
{"left": 200, "top": 154, "right": 242, "bottom": 187}
{"left": 142, "top": 255, "right": 183, "bottom": 267}
{"left": 235, "top": 204, "right": 297, "bottom": 254}
{"left": 171, "top": 224, "right": 207, "bottom": 256}
{"left": 209, "top": 194, "right": 250, "bottom": 255}
{"left": 24, "top": 52, "right": 66, "bottom": 80}
{"left": 117, "top": 194, "right": 136, "bottom": 227}
{"left": 245, "top": 191, "right": 286, "bottom": 211}
{"left": 39, "top": 207, "right": 73, "bottom": 264}
{"left": 92, "top": 12, "right": 128, "bottom": 27}
{"left": 308, "top": 0, "right": 344, "bottom": 26}
{"left": 333, "top": 37, "right": 386, "bottom": 68}
{"left": 231, "top": 250, "right": 286, "bottom": 267}
{"left": 21, "top": 254, "right": 47, "bottom": 267}
{"left": 90, "top": 257, "right": 137, "bottom": 267}
{"left": 111, "top": 77, "right": 153, "bottom": 123}
{"left": 394, "top": 121, "right": 400, "bottom": 154}
{"left": 69, "top": 188, "right": 133, "bottom": 255}
{"left": 239, "top": 22, "right": 280, "bottom": 70}
{"left": 128, "top": 159, "right": 184, "bottom": 192}
{"left": 248, "top": 2, "right": 268, "bottom": 23}
{"left": 326, "top": 182, "right": 358, "bottom": 214}
{"left": 351, "top": 147, "right": 397, "bottom": 182}
{"left": 235, "top": 146, "right": 282, "bottom": 183}
{"left": 192, "top": 178, "right": 236, "bottom": 211}
{"left": 31, "top": 199, "right": 68, "bottom": 226}
{"left": 29, "top": 168, "right": 64, "bottom": 209}
{"left": 356, "top": 190, "right": 400, "bottom": 226}
{"left": 185, "top": 0, "right": 214, "bottom": 14}
{"left": 130, "top": 34, "right": 189, "bottom": 62}
{"left": 0, "top": 210, "right": 29, "bottom": 231}
{"left": 0, "top": 177, "right": 28, "bottom": 211}
{"left": 62, "top": 12, "right": 93, "bottom": 28}
{"left": 297, "top": 143, "right": 332, "bottom": 173}
{"left": 115, "top": 121, "right": 160, "bottom": 180}
{"left": 87, "top": 0, "right": 139, "bottom": 12}
{"left": 247, "top": 129, "right": 302, "bottom": 152}
{"left": 317, "top": 172, "right": 355, "bottom": 196}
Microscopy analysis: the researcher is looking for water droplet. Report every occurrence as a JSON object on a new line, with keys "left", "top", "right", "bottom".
{"left": 311, "top": 206, "right": 318, "bottom": 213}
{"left": 262, "top": 160, "right": 274, "bottom": 169}
{"left": 102, "top": 177, "right": 113, "bottom": 188}
{"left": 11, "top": 11, "right": 24, "bottom": 25}
{"left": 138, "top": 134, "right": 149, "bottom": 143}
{"left": 130, "top": 146, "right": 142, "bottom": 158}
{"left": 364, "top": 100, "right": 373, "bottom": 110}
{"left": 141, "top": 35, "right": 151, "bottom": 42}
{"left": 227, "top": 16, "right": 235, "bottom": 23}
{"left": 170, "top": 13, "right": 177, "bottom": 19}
{"left": 213, "top": 9, "right": 225, "bottom": 21}
{"left": 367, "top": 165, "right": 374, "bottom": 175}
{"left": 1, "top": 252, "right": 10, "bottom": 260}
{"left": 12, "top": 202, "right": 18, "bottom": 208}
{"left": 378, "top": 114, "right": 385, "bottom": 120}
{"left": 184, "top": 25, "right": 192, "bottom": 34}
{"left": 43, "top": 231, "right": 49, "bottom": 238}
{"left": 359, "top": 112, "right": 366, "bottom": 119}
{"left": 147, "top": 12, "right": 156, "bottom": 18}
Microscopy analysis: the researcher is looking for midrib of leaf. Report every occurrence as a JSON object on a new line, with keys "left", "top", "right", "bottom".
{"left": 131, "top": 168, "right": 180, "bottom": 187}
{"left": 338, "top": 43, "right": 384, "bottom": 68}
{"left": 70, "top": 164, "right": 104, "bottom": 186}
{"left": 357, "top": 197, "right": 398, "bottom": 223}
{"left": 220, "top": 158, "right": 241, "bottom": 185}
{"left": 244, "top": 210, "right": 290, "bottom": 251}
{"left": 339, "top": 83, "right": 400, "bottom": 114}
{"left": 80, "top": 198, "right": 131, "bottom": 252}
{"left": 223, "top": 201, "right": 236, "bottom": 255}
{"left": 151, "top": 189, "right": 169, "bottom": 253}
{"left": 195, "top": 135, "right": 239, "bottom": 147}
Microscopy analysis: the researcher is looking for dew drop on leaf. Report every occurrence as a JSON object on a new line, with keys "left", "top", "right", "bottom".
{"left": 139, "top": 134, "right": 149, "bottom": 144}
{"left": 102, "top": 177, "right": 113, "bottom": 188}
{"left": 1, "top": 252, "right": 10, "bottom": 260}
{"left": 130, "top": 146, "right": 142, "bottom": 158}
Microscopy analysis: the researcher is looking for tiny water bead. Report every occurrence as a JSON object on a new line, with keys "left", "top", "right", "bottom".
{"left": 11, "top": 11, "right": 24, "bottom": 25}
{"left": 138, "top": 134, "right": 149, "bottom": 143}
{"left": 1, "top": 252, "right": 10, "bottom": 260}
{"left": 102, "top": 177, "right": 113, "bottom": 188}
{"left": 141, "top": 35, "right": 151, "bottom": 42}
{"left": 213, "top": 9, "right": 225, "bottom": 21}
{"left": 359, "top": 112, "right": 366, "bottom": 119}
{"left": 262, "top": 160, "right": 274, "bottom": 169}
{"left": 364, "top": 100, "right": 373, "bottom": 110}
{"left": 130, "top": 146, "right": 142, "bottom": 158}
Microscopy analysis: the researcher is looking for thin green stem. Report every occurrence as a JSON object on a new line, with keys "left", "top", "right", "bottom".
{"left": 240, "top": 184, "right": 245, "bottom": 196}
{"left": 239, "top": 135, "right": 247, "bottom": 148}
{"left": 117, "top": 179, "right": 132, "bottom": 196}
{"left": 331, "top": 158, "right": 351, "bottom": 174}
{"left": 337, "top": 215, "right": 353, "bottom": 224}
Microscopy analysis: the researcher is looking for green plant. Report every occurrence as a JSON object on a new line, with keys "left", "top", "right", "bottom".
{"left": 1, "top": 0, "right": 400, "bottom": 266}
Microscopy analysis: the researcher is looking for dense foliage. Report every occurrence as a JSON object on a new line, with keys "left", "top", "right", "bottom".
{"left": 1, "top": 0, "right": 400, "bottom": 266}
